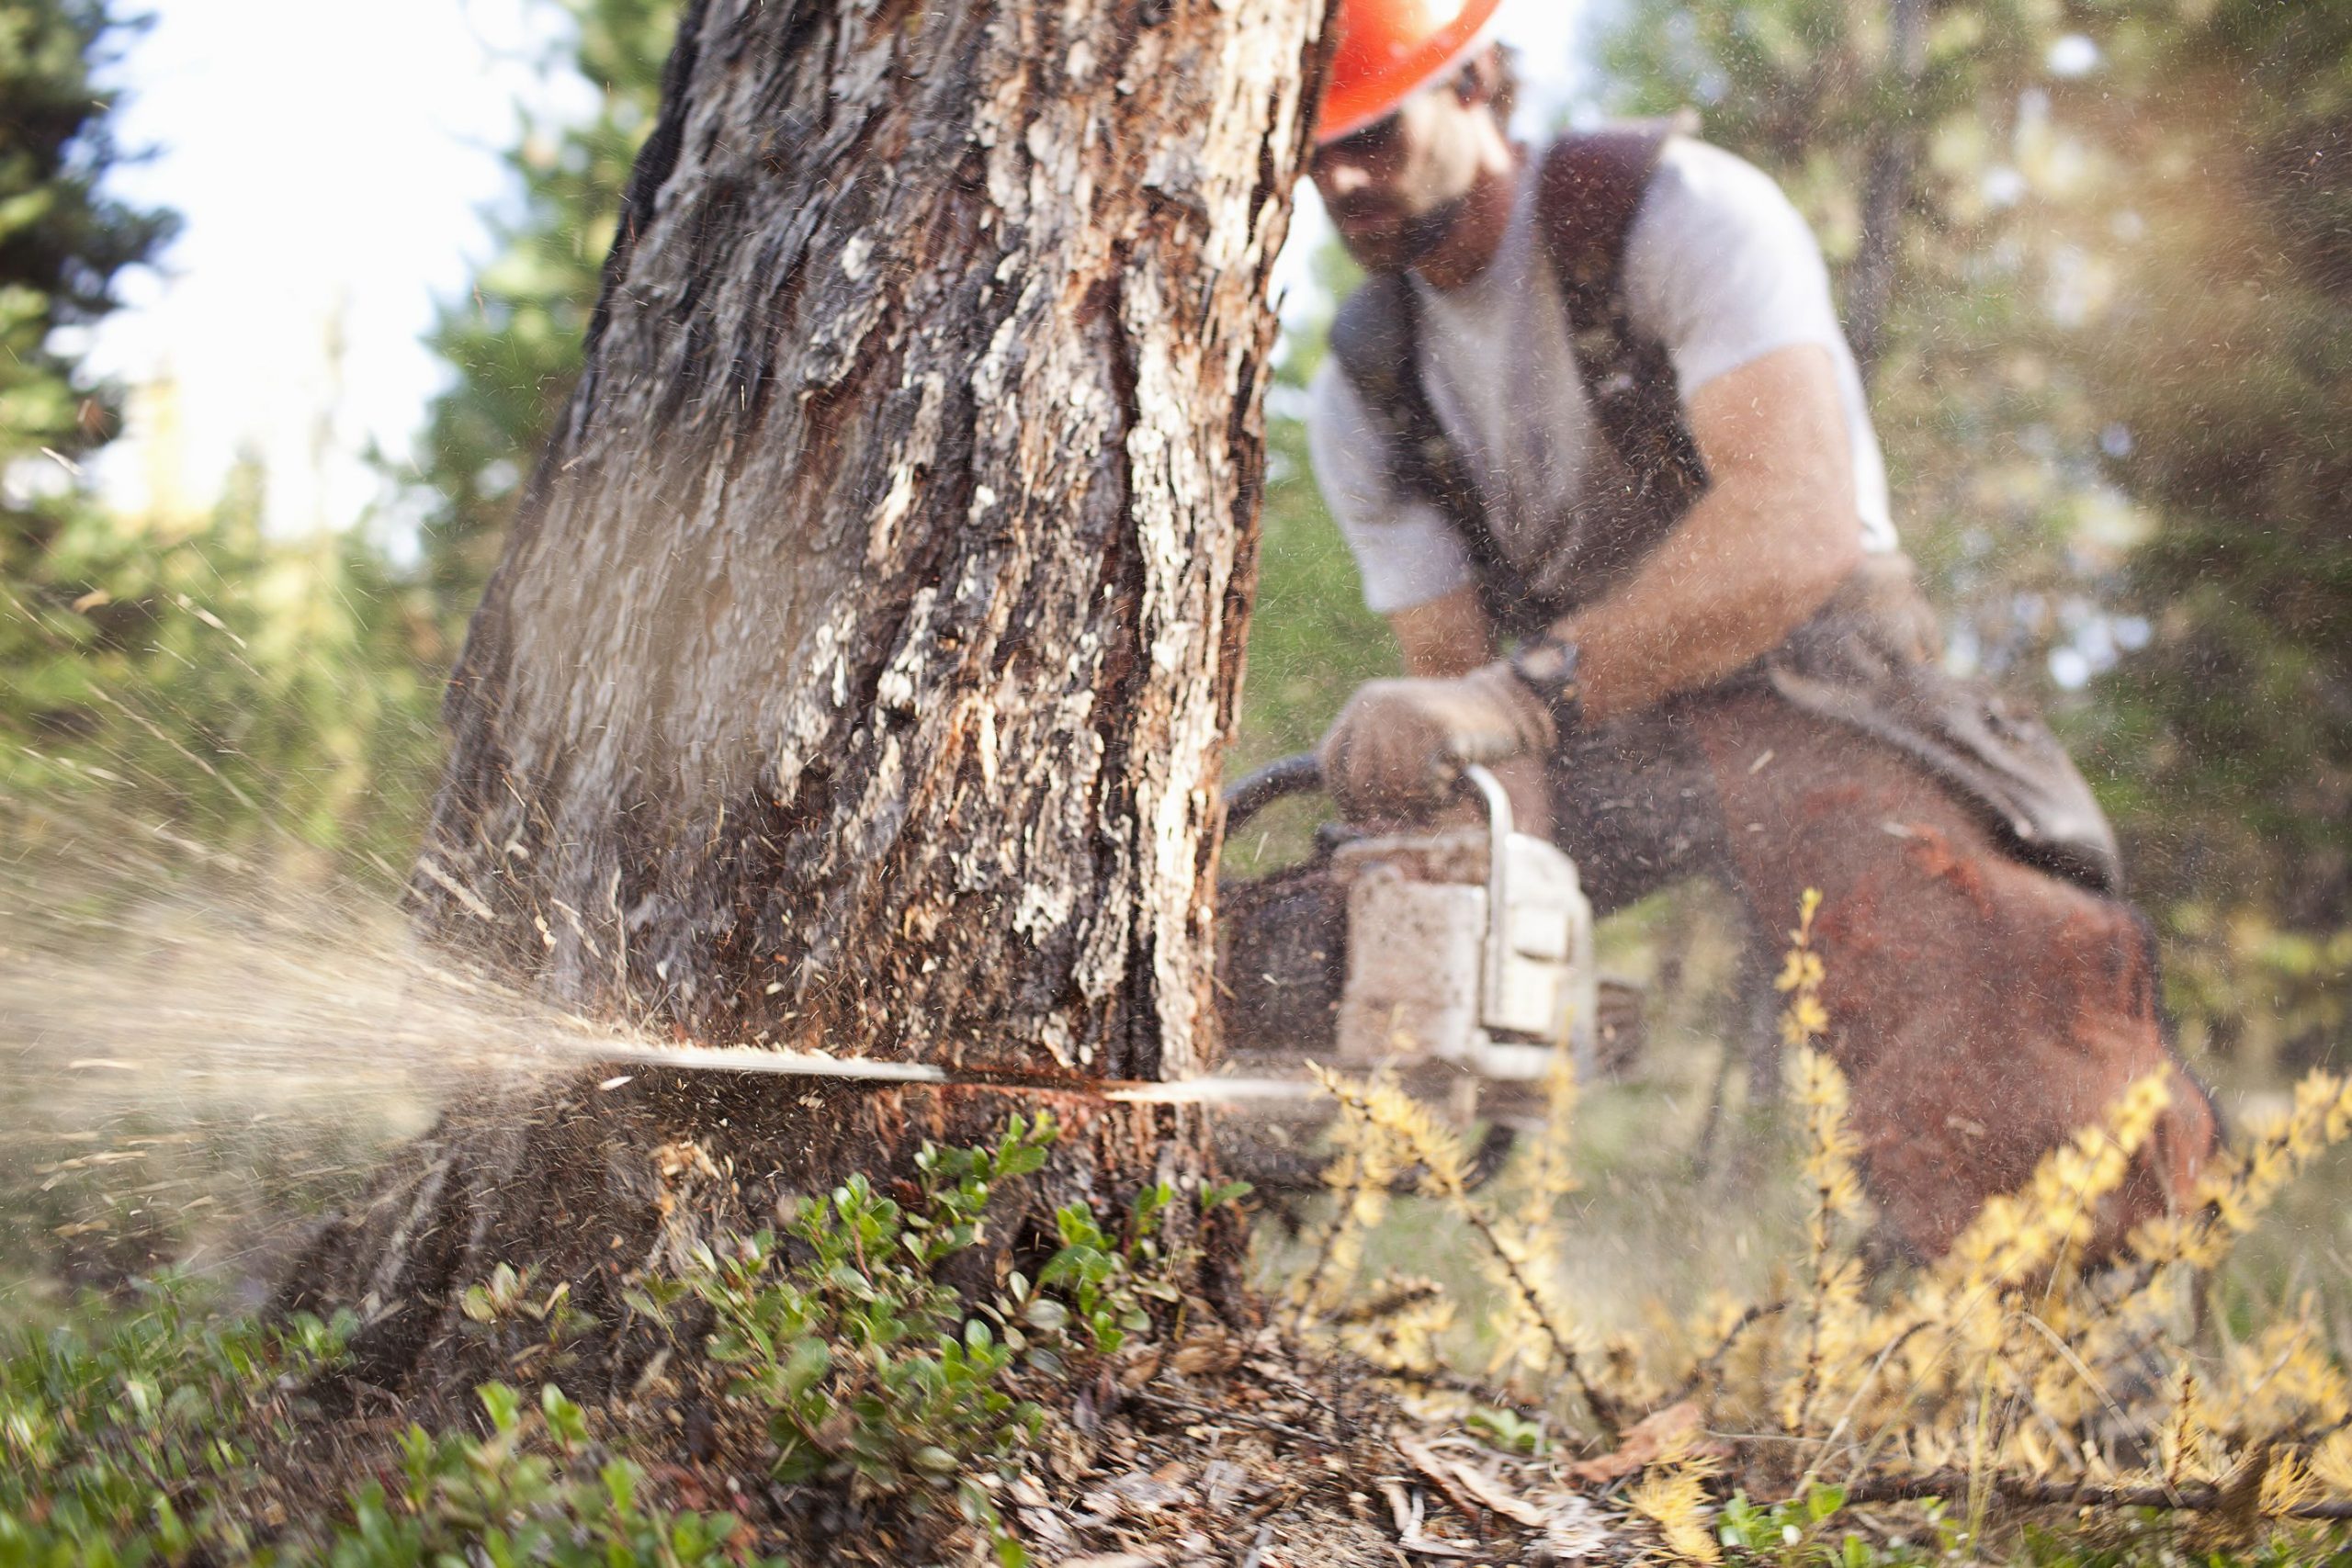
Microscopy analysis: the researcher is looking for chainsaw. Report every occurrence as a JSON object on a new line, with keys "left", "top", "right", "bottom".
{"left": 532, "top": 756, "right": 1636, "bottom": 1180}
{"left": 1204, "top": 754, "right": 1624, "bottom": 1185}
{"left": 1218, "top": 755, "right": 1601, "bottom": 1079}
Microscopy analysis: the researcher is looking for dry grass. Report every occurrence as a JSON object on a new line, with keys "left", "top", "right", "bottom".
{"left": 1269, "top": 887, "right": 2352, "bottom": 1562}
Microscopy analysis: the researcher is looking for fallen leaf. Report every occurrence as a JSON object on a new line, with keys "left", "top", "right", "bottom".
{"left": 1397, "top": 1437, "right": 1497, "bottom": 1529}
{"left": 1422, "top": 1448, "right": 1546, "bottom": 1529}
{"left": 1566, "top": 1401, "right": 1719, "bottom": 1486}
{"left": 1170, "top": 1331, "right": 1242, "bottom": 1377}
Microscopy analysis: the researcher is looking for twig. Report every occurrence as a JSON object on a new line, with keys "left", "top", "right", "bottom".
{"left": 1316, "top": 1073, "right": 1622, "bottom": 1441}
{"left": 2012, "top": 1308, "right": 2165, "bottom": 1493}
{"left": 1442, "top": 1191, "right": 1623, "bottom": 1441}
{"left": 1669, "top": 1300, "right": 1788, "bottom": 1405}
{"left": 1399, "top": 1436, "right": 1496, "bottom": 1530}
{"left": 1798, "top": 1319, "right": 1929, "bottom": 1489}
{"left": 1125, "top": 1388, "right": 1330, "bottom": 1448}
{"left": 1328, "top": 1278, "right": 1444, "bottom": 1327}
{"left": 1809, "top": 1469, "right": 2352, "bottom": 1520}
{"left": 1290, "top": 1097, "right": 1373, "bottom": 1336}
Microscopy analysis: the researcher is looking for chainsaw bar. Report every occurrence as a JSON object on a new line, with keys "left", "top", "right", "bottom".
{"left": 514, "top": 1034, "right": 1329, "bottom": 1107}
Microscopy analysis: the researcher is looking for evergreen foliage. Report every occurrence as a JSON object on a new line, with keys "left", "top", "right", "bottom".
{"left": 2066, "top": 4, "right": 2352, "bottom": 931}
{"left": 1, "top": 462, "right": 445, "bottom": 878}
{"left": 0, "top": 0, "right": 175, "bottom": 479}
{"left": 1597, "top": 0, "right": 2100, "bottom": 686}
{"left": 1, "top": 1, "right": 673, "bottom": 882}
{"left": 0, "top": 4, "right": 441, "bottom": 882}
{"left": 406, "top": 0, "right": 671, "bottom": 635}
{"left": 0, "top": 0, "right": 175, "bottom": 749}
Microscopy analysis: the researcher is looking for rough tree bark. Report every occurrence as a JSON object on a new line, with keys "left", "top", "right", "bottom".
{"left": 297, "top": 0, "right": 1328, "bottom": 1394}
{"left": 421, "top": 0, "right": 1318, "bottom": 1079}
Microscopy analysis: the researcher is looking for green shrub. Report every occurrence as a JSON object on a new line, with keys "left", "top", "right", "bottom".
{"left": 0, "top": 1115, "right": 1239, "bottom": 1565}
{"left": 0, "top": 1274, "right": 345, "bottom": 1563}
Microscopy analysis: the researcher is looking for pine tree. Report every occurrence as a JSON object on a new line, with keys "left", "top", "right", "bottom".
{"left": 0, "top": 0, "right": 177, "bottom": 724}
{"left": 0, "top": 0, "right": 175, "bottom": 476}
{"left": 1595, "top": 1, "right": 2352, "bottom": 1058}
{"left": 2066, "top": 4, "right": 2352, "bottom": 931}
{"left": 0, "top": 4, "right": 443, "bottom": 879}
{"left": 1597, "top": 0, "right": 2106, "bottom": 694}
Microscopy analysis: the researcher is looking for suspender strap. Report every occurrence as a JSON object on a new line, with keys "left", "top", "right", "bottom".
{"left": 1533, "top": 118, "right": 1710, "bottom": 533}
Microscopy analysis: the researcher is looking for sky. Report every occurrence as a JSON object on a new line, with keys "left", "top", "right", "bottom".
{"left": 82, "top": 1, "right": 1586, "bottom": 539}
{"left": 85, "top": 0, "right": 596, "bottom": 535}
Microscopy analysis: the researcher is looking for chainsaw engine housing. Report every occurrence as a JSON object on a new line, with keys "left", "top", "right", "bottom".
{"left": 1216, "top": 763, "right": 1605, "bottom": 1136}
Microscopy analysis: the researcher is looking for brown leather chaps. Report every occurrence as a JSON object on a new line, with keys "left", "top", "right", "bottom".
{"left": 1549, "top": 683, "right": 2217, "bottom": 1260}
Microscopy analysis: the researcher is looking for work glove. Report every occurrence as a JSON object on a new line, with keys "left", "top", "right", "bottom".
{"left": 1316, "top": 661, "right": 1556, "bottom": 824}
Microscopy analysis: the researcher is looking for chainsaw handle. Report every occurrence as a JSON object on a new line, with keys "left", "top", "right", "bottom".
{"left": 1221, "top": 753, "right": 1324, "bottom": 831}
{"left": 1222, "top": 752, "right": 1517, "bottom": 836}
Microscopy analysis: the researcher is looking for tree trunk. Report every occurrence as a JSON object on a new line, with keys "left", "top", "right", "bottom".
{"left": 420, "top": 0, "right": 1319, "bottom": 1079}
{"left": 1845, "top": 0, "right": 1927, "bottom": 378}
{"left": 305, "top": 0, "right": 1327, "bottom": 1394}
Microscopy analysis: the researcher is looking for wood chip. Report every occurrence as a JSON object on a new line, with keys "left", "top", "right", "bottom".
{"left": 1424, "top": 1450, "right": 1548, "bottom": 1529}
{"left": 1378, "top": 1477, "right": 1476, "bottom": 1559}
{"left": 1536, "top": 1492, "right": 1611, "bottom": 1559}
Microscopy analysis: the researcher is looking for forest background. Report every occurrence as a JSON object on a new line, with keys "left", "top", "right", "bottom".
{"left": 4, "top": 0, "right": 2347, "bottom": 1110}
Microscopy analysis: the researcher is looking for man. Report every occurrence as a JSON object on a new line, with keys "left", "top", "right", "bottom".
{"left": 1299, "top": 0, "right": 2214, "bottom": 1258}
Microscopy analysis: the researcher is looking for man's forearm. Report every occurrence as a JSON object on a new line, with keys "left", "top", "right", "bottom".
{"left": 1553, "top": 343, "right": 1866, "bottom": 724}
{"left": 1555, "top": 478, "right": 1859, "bottom": 723}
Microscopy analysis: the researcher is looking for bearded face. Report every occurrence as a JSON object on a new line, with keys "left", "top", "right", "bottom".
{"left": 1309, "top": 63, "right": 1498, "bottom": 276}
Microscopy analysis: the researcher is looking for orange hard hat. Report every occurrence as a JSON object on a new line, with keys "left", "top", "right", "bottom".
{"left": 1315, "top": 0, "right": 1506, "bottom": 144}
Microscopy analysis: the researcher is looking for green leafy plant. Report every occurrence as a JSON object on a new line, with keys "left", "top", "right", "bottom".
{"left": 0, "top": 1272, "right": 347, "bottom": 1563}
{"left": 1714, "top": 1483, "right": 1944, "bottom": 1567}
{"left": 685, "top": 1113, "right": 1062, "bottom": 1564}
{"left": 1033, "top": 1180, "right": 1184, "bottom": 1357}
{"left": 327, "top": 1382, "right": 760, "bottom": 1568}
{"left": 0, "top": 1273, "right": 768, "bottom": 1564}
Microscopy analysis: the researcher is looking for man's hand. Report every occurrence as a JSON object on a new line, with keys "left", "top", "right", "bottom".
{"left": 1317, "top": 661, "right": 1555, "bottom": 823}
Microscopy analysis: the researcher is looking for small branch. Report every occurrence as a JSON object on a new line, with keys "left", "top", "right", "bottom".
{"left": 1125, "top": 1388, "right": 1330, "bottom": 1449}
{"left": 1672, "top": 1302, "right": 1789, "bottom": 1406}
{"left": 1327, "top": 1278, "right": 1444, "bottom": 1327}
{"left": 1798, "top": 1319, "right": 1929, "bottom": 1490}
{"left": 1814, "top": 1469, "right": 2352, "bottom": 1521}
{"left": 1445, "top": 1192, "right": 1623, "bottom": 1442}
{"left": 1289, "top": 1156, "right": 1373, "bottom": 1337}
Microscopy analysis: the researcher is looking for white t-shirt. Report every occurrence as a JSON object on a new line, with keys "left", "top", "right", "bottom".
{"left": 1306, "top": 136, "right": 1897, "bottom": 617}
